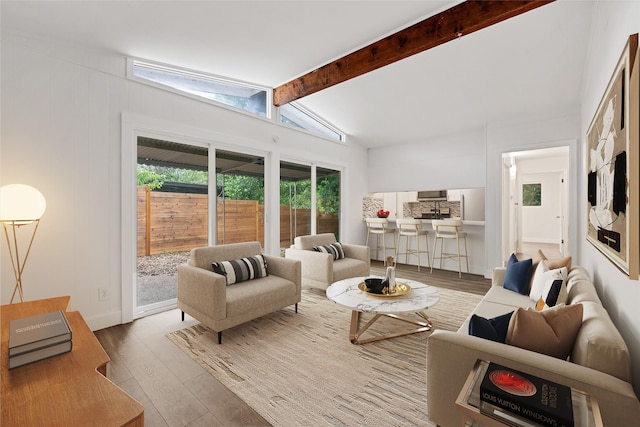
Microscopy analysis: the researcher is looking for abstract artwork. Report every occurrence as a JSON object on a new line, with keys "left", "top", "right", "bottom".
{"left": 586, "top": 33, "right": 638, "bottom": 279}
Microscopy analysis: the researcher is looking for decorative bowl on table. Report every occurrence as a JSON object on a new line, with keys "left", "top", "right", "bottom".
{"left": 358, "top": 280, "right": 411, "bottom": 297}
{"left": 376, "top": 210, "right": 390, "bottom": 218}
{"left": 363, "top": 277, "right": 386, "bottom": 294}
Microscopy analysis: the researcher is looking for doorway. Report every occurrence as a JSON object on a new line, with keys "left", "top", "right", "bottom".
{"left": 502, "top": 146, "right": 569, "bottom": 260}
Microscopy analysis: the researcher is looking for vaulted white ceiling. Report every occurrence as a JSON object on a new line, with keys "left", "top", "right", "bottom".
{"left": 1, "top": 1, "right": 595, "bottom": 148}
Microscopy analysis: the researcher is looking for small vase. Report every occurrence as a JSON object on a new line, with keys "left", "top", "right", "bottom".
{"left": 385, "top": 266, "right": 396, "bottom": 293}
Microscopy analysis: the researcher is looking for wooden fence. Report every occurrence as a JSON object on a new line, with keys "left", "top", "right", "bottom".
{"left": 137, "top": 186, "right": 338, "bottom": 256}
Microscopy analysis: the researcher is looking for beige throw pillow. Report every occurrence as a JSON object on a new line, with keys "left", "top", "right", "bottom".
{"left": 537, "top": 249, "right": 572, "bottom": 270}
{"left": 506, "top": 304, "right": 583, "bottom": 359}
{"left": 529, "top": 250, "right": 572, "bottom": 292}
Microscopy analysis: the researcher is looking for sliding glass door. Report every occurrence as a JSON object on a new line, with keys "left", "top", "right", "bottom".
{"left": 280, "top": 161, "right": 312, "bottom": 251}
{"left": 316, "top": 166, "right": 341, "bottom": 239}
{"left": 279, "top": 163, "right": 341, "bottom": 250}
{"left": 215, "top": 149, "right": 265, "bottom": 246}
{"left": 136, "top": 137, "right": 208, "bottom": 315}
{"left": 130, "top": 135, "right": 341, "bottom": 318}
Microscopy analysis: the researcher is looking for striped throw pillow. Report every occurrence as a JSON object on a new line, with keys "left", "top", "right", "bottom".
{"left": 312, "top": 242, "right": 345, "bottom": 260}
{"left": 212, "top": 255, "right": 268, "bottom": 285}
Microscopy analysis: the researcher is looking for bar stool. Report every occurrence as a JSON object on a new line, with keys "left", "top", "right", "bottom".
{"left": 365, "top": 218, "right": 396, "bottom": 262}
{"left": 395, "top": 219, "right": 431, "bottom": 271}
{"left": 431, "top": 219, "right": 469, "bottom": 278}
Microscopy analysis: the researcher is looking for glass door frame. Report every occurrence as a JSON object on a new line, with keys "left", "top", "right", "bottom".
{"left": 133, "top": 134, "right": 211, "bottom": 319}
{"left": 279, "top": 157, "right": 345, "bottom": 239}
{"left": 212, "top": 146, "right": 268, "bottom": 247}
{"left": 279, "top": 160, "right": 313, "bottom": 250}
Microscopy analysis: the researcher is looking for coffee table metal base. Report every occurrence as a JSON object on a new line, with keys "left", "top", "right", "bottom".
{"left": 349, "top": 310, "right": 433, "bottom": 344}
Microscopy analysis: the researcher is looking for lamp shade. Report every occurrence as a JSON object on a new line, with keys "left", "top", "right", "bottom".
{"left": 0, "top": 184, "right": 47, "bottom": 224}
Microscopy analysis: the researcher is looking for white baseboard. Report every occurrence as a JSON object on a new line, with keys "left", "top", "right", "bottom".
{"left": 521, "top": 238, "right": 560, "bottom": 244}
{"left": 84, "top": 309, "right": 124, "bottom": 331}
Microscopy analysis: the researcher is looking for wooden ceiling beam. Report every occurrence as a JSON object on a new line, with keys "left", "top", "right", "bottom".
{"left": 273, "top": 0, "right": 554, "bottom": 106}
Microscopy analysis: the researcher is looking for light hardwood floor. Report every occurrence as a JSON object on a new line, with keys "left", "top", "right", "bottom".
{"left": 95, "top": 262, "right": 491, "bottom": 427}
{"left": 518, "top": 242, "right": 563, "bottom": 260}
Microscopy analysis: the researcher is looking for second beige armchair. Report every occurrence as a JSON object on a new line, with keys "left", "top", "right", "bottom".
{"left": 285, "top": 233, "right": 370, "bottom": 290}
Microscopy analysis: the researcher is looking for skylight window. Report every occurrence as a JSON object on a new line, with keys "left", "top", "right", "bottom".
{"left": 131, "top": 60, "right": 269, "bottom": 118}
{"left": 280, "top": 103, "right": 344, "bottom": 142}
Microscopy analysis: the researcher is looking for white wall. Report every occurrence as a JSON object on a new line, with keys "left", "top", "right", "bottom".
{"left": 367, "top": 128, "right": 486, "bottom": 192}
{"left": 579, "top": 0, "right": 640, "bottom": 394}
{"left": 0, "top": 32, "right": 369, "bottom": 329}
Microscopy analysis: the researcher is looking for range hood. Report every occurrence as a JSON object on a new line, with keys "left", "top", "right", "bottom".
{"left": 417, "top": 190, "right": 447, "bottom": 201}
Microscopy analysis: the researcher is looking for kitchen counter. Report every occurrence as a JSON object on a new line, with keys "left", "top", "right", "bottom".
{"left": 365, "top": 218, "right": 485, "bottom": 275}
{"left": 386, "top": 218, "right": 485, "bottom": 226}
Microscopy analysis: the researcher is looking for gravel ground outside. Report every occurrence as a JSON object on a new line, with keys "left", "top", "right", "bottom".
{"left": 136, "top": 251, "right": 190, "bottom": 306}
{"left": 137, "top": 251, "right": 191, "bottom": 276}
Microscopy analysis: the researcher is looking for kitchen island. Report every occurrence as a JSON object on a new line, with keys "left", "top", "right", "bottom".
{"left": 365, "top": 218, "right": 485, "bottom": 276}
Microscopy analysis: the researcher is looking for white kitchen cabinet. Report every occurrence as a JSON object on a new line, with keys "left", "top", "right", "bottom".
{"left": 447, "top": 189, "right": 461, "bottom": 201}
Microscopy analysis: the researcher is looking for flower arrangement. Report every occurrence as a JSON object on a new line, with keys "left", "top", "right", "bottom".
{"left": 377, "top": 209, "right": 390, "bottom": 218}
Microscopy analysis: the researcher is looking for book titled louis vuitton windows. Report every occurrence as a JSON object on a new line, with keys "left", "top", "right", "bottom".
{"left": 480, "top": 362, "right": 574, "bottom": 427}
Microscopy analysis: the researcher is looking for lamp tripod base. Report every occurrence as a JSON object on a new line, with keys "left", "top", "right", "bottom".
{"left": 2, "top": 220, "right": 40, "bottom": 304}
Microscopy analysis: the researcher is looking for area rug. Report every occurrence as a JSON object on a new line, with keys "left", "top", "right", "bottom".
{"left": 167, "top": 287, "right": 481, "bottom": 426}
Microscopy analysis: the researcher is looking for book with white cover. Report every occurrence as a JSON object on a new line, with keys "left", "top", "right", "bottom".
{"left": 9, "top": 310, "right": 72, "bottom": 357}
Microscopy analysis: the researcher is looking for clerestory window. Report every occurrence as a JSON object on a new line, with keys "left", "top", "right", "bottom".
{"left": 279, "top": 102, "right": 344, "bottom": 142}
{"left": 129, "top": 58, "right": 345, "bottom": 142}
{"left": 131, "top": 60, "right": 269, "bottom": 118}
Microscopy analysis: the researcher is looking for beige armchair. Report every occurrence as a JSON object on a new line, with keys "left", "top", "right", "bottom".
{"left": 178, "top": 241, "right": 301, "bottom": 343}
{"left": 284, "top": 233, "right": 370, "bottom": 290}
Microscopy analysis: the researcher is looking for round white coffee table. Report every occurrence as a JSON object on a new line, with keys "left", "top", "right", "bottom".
{"left": 326, "top": 276, "right": 440, "bottom": 344}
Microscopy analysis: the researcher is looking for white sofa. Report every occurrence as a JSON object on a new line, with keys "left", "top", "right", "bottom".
{"left": 427, "top": 265, "right": 640, "bottom": 427}
{"left": 284, "top": 233, "right": 370, "bottom": 290}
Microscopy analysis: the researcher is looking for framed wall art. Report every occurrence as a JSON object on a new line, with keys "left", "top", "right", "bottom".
{"left": 586, "top": 33, "right": 639, "bottom": 279}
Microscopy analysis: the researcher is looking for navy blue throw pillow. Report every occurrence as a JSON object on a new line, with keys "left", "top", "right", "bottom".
{"left": 503, "top": 253, "right": 532, "bottom": 295}
{"left": 468, "top": 312, "right": 514, "bottom": 343}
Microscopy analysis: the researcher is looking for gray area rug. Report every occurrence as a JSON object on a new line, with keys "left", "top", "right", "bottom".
{"left": 167, "top": 286, "right": 482, "bottom": 426}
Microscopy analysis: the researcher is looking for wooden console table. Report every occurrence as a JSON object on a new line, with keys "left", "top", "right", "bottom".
{"left": 1, "top": 296, "right": 144, "bottom": 426}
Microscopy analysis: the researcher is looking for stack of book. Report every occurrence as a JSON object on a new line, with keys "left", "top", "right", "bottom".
{"left": 8, "top": 310, "right": 73, "bottom": 369}
{"left": 479, "top": 362, "right": 574, "bottom": 427}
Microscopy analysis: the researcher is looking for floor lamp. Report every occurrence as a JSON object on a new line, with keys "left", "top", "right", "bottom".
{"left": 0, "top": 184, "right": 47, "bottom": 303}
